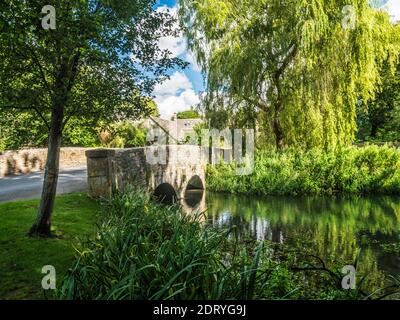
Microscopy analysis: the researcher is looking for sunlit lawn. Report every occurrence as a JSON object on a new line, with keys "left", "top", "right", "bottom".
{"left": 0, "top": 193, "right": 100, "bottom": 300}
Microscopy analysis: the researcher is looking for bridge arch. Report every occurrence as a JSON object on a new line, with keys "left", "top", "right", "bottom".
{"left": 186, "top": 175, "right": 204, "bottom": 191}
{"left": 153, "top": 183, "right": 178, "bottom": 205}
{"left": 183, "top": 175, "right": 205, "bottom": 209}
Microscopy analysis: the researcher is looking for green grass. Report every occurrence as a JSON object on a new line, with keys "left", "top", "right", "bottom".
{"left": 0, "top": 193, "right": 100, "bottom": 300}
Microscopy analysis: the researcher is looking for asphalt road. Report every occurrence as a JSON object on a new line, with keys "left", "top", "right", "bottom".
{"left": 0, "top": 168, "right": 87, "bottom": 203}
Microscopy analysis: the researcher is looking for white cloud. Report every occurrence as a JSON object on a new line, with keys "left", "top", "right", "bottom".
{"left": 158, "top": 35, "right": 186, "bottom": 58}
{"left": 154, "top": 71, "right": 200, "bottom": 119}
{"left": 156, "top": 5, "right": 186, "bottom": 58}
{"left": 156, "top": 4, "right": 204, "bottom": 71}
{"left": 386, "top": 0, "right": 400, "bottom": 22}
{"left": 186, "top": 51, "right": 202, "bottom": 72}
{"left": 153, "top": 5, "right": 202, "bottom": 119}
{"left": 154, "top": 71, "right": 192, "bottom": 96}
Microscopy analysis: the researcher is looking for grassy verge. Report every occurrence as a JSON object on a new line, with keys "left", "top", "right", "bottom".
{"left": 0, "top": 193, "right": 100, "bottom": 300}
{"left": 207, "top": 145, "right": 400, "bottom": 196}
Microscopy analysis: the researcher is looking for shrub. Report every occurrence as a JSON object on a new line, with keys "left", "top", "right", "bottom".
{"left": 99, "top": 122, "right": 147, "bottom": 148}
{"left": 207, "top": 146, "right": 400, "bottom": 196}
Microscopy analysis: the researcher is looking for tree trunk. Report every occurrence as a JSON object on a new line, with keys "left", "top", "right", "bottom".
{"left": 273, "top": 114, "right": 284, "bottom": 150}
{"left": 272, "top": 89, "right": 284, "bottom": 150}
{"left": 29, "top": 60, "right": 69, "bottom": 237}
{"left": 29, "top": 107, "right": 64, "bottom": 237}
{"left": 370, "top": 121, "right": 379, "bottom": 139}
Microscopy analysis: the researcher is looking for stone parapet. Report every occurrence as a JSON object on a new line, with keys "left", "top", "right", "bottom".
{"left": 86, "top": 146, "right": 207, "bottom": 199}
{"left": 0, "top": 147, "right": 89, "bottom": 178}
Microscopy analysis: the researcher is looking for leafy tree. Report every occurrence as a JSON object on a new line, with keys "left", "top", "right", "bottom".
{"left": 0, "top": 111, "right": 48, "bottom": 150}
{"left": 357, "top": 60, "right": 400, "bottom": 141}
{"left": 63, "top": 118, "right": 102, "bottom": 147}
{"left": 99, "top": 121, "right": 147, "bottom": 148}
{"left": 0, "top": 98, "right": 161, "bottom": 149}
{"left": 146, "top": 99, "right": 161, "bottom": 118}
{"left": 0, "top": 1, "right": 186, "bottom": 236}
{"left": 179, "top": 0, "right": 400, "bottom": 149}
{"left": 176, "top": 108, "right": 200, "bottom": 119}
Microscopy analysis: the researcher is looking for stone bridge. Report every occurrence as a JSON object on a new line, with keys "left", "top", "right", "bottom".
{"left": 86, "top": 145, "right": 208, "bottom": 209}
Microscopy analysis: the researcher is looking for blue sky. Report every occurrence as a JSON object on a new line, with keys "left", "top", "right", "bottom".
{"left": 153, "top": 0, "right": 205, "bottom": 119}
{"left": 153, "top": 0, "right": 400, "bottom": 119}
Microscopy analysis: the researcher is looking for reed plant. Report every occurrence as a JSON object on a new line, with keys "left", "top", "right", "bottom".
{"left": 58, "top": 189, "right": 295, "bottom": 300}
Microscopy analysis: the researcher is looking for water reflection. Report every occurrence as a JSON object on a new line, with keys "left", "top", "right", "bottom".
{"left": 184, "top": 190, "right": 205, "bottom": 208}
{"left": 206, "top": 192, "right": 400, "bottom": 289}
{"left": 182, "top": 189, "right": 206, "bottom": 215}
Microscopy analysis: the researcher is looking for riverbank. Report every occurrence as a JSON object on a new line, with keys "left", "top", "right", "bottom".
{"left": 58, "top": 188, "right": 400, "bottom": 300}
{"left": 207, "top": 145, "right": 400, "bottom": 196}
{"left": 1, "top": 189, "right": 399, "bottom": 300}
{"left": 58, "top": 188, "right": 297, "bottom": 299}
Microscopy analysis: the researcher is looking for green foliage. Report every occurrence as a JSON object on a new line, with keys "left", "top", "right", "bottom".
{"left": 99, "top": 122, "right": 147, "bottom": 148}
{"left": 0, "top": 0, "right": 186, "bottom": 142}
{"left": 0, "top": 111, "right": 48, "bottom": 150}
{"left": 176, "top": 109, "right": 200, "bottom": 119}
{"left": 0, "top": 115, "right": 148, "bottom": 150}
{"left": 59, "top": 188, "right": 297, "bottom": 300}
{"left": 179, "top": 0, "right": 400, "bottom": 149}
{"left": 207, "top": 146, "right": 400, "bottom": 196}
{"left": 357, "top": 62, "right": 400, "bottom": 142}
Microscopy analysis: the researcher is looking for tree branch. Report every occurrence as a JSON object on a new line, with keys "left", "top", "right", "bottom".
{"left": 0, "top": 104, "right": 50, "bottom": 130}
{"left": 23, "top": 44, "right": 52, "bottom": 92}
{"left": 239, "top": 94, "right": 269, "bottom": 114}
{"left": 32, "top": 107, "right": 50, "bottom": 130}
{"left": 62, "top": 52, "right": 82, "bottom": 130}
{"left": 275, "top": 43, "right": 298, "bottom": 82}
{"left": 62, "top": 106, "right": 80, "bottom": 130}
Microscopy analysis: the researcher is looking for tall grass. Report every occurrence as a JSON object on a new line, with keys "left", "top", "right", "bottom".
{"left": 58, "top": 189, "right": 295, "bottom": 300}
{"left": 207, "top": 145, "right": 400, "bottom": 196}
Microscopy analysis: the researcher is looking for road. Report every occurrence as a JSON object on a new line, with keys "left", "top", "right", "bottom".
{"left": 0, "top": 168, "right": 87, "bottom": 203}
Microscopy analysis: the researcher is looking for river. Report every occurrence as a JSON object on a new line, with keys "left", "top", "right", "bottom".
{"left": 185, "top": 190, "right": 400, "bottom": 293}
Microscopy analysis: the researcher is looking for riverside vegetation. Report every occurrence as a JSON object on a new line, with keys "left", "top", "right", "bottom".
{"left": 59, "top": 189, "right": 295, "bottom": 300}
{"left": 58, "top": 188, "right": 400, "bottom": 300}
{"left": 207, "top": 145, "right": 400, "bottom": 196}
{"left": 2, "top": 190, "right": 399, "bottom": 299}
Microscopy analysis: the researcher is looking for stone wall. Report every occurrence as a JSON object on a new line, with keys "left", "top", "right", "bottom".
{"left": 86, "top": 146, "right": 207, "bottom": 198}
{"left": 0, "top": 147, "right": 89, "bottom": 178}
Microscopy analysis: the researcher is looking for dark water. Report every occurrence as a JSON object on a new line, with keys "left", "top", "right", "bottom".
{"left": 186, "top": 191, "right": 400, "bottom": 290}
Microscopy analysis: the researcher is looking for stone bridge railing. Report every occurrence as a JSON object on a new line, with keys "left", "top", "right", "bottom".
{"left": 86, "top": 145, "right": 208, "bottom": 200}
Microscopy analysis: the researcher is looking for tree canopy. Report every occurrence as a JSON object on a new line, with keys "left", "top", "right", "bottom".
{"left": 176, "top": 108, "right": 201, "bottom": 119}
{"left": 0, "top": 0, "right": 186, "bottom": 236}
{"left": 179, "top": 0, "right": 400, "bottom": 149}
{"left": 357, "top": 59, "right": 400, "bottom": 141}
{"left": 0, "top": 1, "right": 185, "bottom": 131}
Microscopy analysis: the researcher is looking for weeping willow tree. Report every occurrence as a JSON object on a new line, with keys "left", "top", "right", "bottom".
{"left": 179, "top": 0, "right": 400, "bottom": 149}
